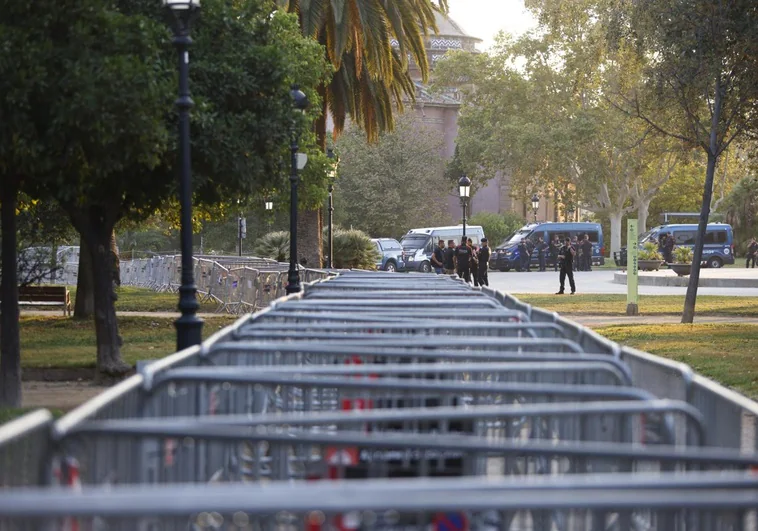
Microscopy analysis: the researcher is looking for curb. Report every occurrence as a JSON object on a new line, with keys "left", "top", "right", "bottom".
{"left": 613, "top": 272, "right": 758, "bottom": 288}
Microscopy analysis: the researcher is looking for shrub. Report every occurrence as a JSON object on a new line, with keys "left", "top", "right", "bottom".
{"left": 638, "top": 242, "right": 663, "bottom": 261}
{"left": 252, "top": 231, "right": 289, "bottom": 262}
{"left": 673, "top": 246, "right": 694, "bottom": 264}
{"left": 332, "top": 228, "right": 380, "bottom": 269}
{"left": 469, "top": 211, "right": 526, "bottom": 246}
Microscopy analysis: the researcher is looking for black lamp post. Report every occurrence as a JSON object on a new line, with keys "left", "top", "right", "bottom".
{"left": 164, "top": 0, "right": 203, "bottom": 351}
{"left": 286, "top": 85, "right": 309, "bottom": 295}
{"left": 458, "top": 175, "right": 471, "bottom": 237}
{"left": 531, "top": 193, "right": 540, "bottom": 223}
{"left": 326, "top": 148, "right": 338, "bottom": 269}
{"left": 264, "top": 197, "right": 273, "bottom": 230}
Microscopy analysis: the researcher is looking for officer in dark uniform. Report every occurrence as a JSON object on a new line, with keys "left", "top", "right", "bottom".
{"left": 517, "top": 239, "right": 531, "bottom": 272}
{"left": 581, "top": 234, "right": 593, "bottom": 271}
{"left": 747, "top": 237, "right": 758, "bottom": 268}
{"left": 536, "top": 236, "right": 547, "bottom": 272}
{"left": 664, "top": 233, "right": 675, "bottom": 264}
{"left": 556, "top": 237, "right": 576, "bottom": 295}
{"left": 455, "top": 238, "right": 471, "bottom": 283}
{"left": 550, "top": 236, "right": 561, "bottom": 271}
{"left": 478, "top": 238, "right": 490, "bottom": 286}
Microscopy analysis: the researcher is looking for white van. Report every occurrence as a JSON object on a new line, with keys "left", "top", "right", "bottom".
{"left": 399, "top": 225, "right": 486, "bottom": 272}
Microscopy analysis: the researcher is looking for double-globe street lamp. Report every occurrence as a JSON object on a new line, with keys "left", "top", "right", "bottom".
{"left": 326, "top": 148, "right": 339, "bottom": 269}
{"left": 163, "top": 0, "right": 202, "bottom": 350}
{"left": 458, "top": 175, "right": 471, "bottom": 237}
{"left": 286, "top": 85, "right": 309, "bottom": 294}
{"left": 531, "top": 193, "right": 540, "bottom": 223}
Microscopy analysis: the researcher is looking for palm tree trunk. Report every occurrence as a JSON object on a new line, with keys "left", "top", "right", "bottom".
{"left": 296, "top": 85, "right": 329, "bottom": 268}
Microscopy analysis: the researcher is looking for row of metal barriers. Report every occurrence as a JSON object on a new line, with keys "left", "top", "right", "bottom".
{"left": 1, "top": 271, "right": 758, "bottom": 530}
{"left": 119, "top": 255, "right": 332, "bottom": 313}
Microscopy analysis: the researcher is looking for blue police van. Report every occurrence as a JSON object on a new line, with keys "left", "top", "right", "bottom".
{"left": 489, "top": 222, "right": 605, "bottom": 272}
{"left": 639, "top": 223, "right": 734, "bottom": 268}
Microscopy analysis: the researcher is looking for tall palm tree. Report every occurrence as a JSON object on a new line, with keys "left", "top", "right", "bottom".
{"left": 278, "top": 0, "right": 448, "bottom": 266}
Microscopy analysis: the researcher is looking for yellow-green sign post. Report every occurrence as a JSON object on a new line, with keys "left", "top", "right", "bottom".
{"left": 626, "top": 219, "right": 639, "bottom": 316}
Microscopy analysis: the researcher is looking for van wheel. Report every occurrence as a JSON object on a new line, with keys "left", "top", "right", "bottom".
{"left": 707, "top": 256, "right": 723, "bottom": 269}
{"left": 420, "top": 261, "right": 431, "bottom": 273}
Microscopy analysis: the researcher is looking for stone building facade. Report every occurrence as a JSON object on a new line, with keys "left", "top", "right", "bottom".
{"left": 406, "top": 13, "right": 560, "bottom": 228}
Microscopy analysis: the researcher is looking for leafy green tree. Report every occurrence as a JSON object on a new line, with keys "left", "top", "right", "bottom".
{"left": 276, "top": 0, "right": 449, "bottom": 267}
{"left": 1, "top": 0, "right": 329, "bottom": 391}
{"left": 608, "top": 0, "right": 758, "bottom": 322}
{"left": 723, "top": 176, "right": 758, "bottom": 255}
{"left": 333, "top": 114, "right": 449, "bottom": 239}
{"left": 469, "top": 212, "right": 526, "bottom": 247}
{"left": 253, "top": 231, "right": 290, "bottom": 262}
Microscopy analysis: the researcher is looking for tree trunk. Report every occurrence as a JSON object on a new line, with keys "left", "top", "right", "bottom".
{"left": 79, "top": 219, "right": 129, "bottom": 378}
{"left": 0, "top": 177, "right": 22, "bottom": 407}
{"left": 111, "top": 230, "right": 121, "bottom": 288}
{"left": 609, "top": 211, "right": 624, "bottom": 257}
{"left": 682, "top": 76, "right": 723, "bottom": 324}
{"left": 637, "top": 197, "right": 652, "bottom": 234}
{"left": 74, "top": 236, "right": 95, "bottom": 319}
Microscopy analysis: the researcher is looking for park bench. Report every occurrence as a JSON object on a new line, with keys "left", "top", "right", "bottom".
{"left": 17, "top": 285, "right": 72, "bottom": 316}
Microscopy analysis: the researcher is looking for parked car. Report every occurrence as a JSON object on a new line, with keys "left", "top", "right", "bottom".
{"left": 399, "top": 225, "right": 486, "bottom": 273}
{"left": 371, "top": 238, "right": 406, "bottom": 272}
{"left": 489, "top": 222, "right": 605, "bottom": 272}
{"left": 615, "top": 223, "right": 734, "bottom": 268}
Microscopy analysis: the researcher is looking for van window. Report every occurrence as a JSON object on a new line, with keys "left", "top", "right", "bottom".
{"left": 674, "top": 231, "right": 697, "bottom": 245}
{"left": 547, "top": 231, "right": 568, "bottom": 243}
{"left": 704, "top": 231, "right": 727, "bottom": 244}
{"left": 400, "top": 235, "right": 429, "bottom": 250}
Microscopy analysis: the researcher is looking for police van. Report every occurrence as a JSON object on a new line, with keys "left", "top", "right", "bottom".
{"left": 399, "top": 225, "right": 486, "bottom": 272}
{"left": 640, "top": 223, "right": 734, "bottom": 268}
{"left": 489, "top": 222, "right": 605, "bottom": 272}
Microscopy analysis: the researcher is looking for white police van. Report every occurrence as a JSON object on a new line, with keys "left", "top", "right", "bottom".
{"left": 400, "top": 225, "right": 486, "bottom": 273}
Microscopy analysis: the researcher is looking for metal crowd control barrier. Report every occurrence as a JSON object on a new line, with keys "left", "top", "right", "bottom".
{"left": 2, "top": 271, "right": 758, "bottom": 531}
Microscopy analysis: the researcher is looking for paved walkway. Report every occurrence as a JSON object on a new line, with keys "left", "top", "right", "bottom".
{"left": 564, "top": 314, "right": 758, "bottom": 327}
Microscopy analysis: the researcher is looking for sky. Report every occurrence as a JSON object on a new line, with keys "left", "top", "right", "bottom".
{"left": 447, "top": 0, "right": 538, "bottom": 50}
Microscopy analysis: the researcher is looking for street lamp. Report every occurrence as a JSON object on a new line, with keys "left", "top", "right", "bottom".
{"left": 326, "top": 148, "right": 338, "bottom": 269}
{"left": 286, "top": 84, "right": 309, "bottom": 295}
{"left": 265, "top": 198, "right": 273, "bottom": 211}
{"left": 458, "top": 175, "right": 471, "bottom": 237}
{"left": 567, "top": 205, "right": 575, "bottom": 222}
{"left": 163, "top": 0, "right": 203, "bottom": 350}
{"left": 531, "top": 193, "right": 540, "bottom": 223}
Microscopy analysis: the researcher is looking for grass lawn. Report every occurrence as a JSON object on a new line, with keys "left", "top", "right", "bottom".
{"left": 596, "top": 323, "right": 758, "bottom": 399}
{"left": 512, "top": 294, "right": 758, "bottom": 317}
{"left": 20, "top": 315, "right": 237, "bottom": 369}
{"left": 59, "top": 286, "right": 219, "bottom": 313}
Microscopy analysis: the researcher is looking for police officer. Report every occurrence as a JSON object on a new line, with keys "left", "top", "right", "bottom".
{"left": 747, "top": 237, "right": 758, "bottom": 268}
{"left": 536, "top": 236, "right": 547, "bottom": 272}
{"left": 664, "top": 233, "right": 675, "bottom": 264}
{"left": 443, "top": 240, "right": 456, "bottom": 274}
{"left": 581, "top": 234, "right": 593, "bottom": 271}
{"left": 455, "top": 237, "right": 471, "bottom": 283}
{"left": 468, "top": 238, "right": 480, "bottom": 286}
{"left": 478, "top": 238, "right": 490, "bottom": 286}
{"left": 556, "top": 237, "right": 576, "bottom": 295}
{"left": 517, "top": 239, "right": 531, "bottom": 272}
{"left": 550, "top": 236, "right": 561, "bottom": 271}
{"left": 431, "top": 239, "right": 445, "bottom": 274}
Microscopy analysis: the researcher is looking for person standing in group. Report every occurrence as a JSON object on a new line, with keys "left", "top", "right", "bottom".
{"left": 468, "top": 238, "right": 480, "bottom": 286}
{"left": 550, "top": 236, "right": 561, "bottom": 271}
{"left": 747, "top": 237, "right": 758, "bottom": 268}
{"left": 455, "top": 237, "right": 472, "bottom": 283}
{"left": 443, "top": 240, "right": 456, "bottom": 274}
{"left": 431, "top": 239, "right": 445, "bottom": 274}
{"left": 581, "top": 234, "right": 593, "bottom": 271}
{"left": 571, "top": 236, "right": 579, "bottom": 272}
{"left": 663, "top": 233, "right": 675, "bottom": 264}
{"left": 536, "top": 236, "right": 547, "bottom": 272}
{"left": 478, "top": 238, "right": 490, "bottom": 286}
{"left": 556, "top": 237, "right": 576, "bottom": 295}
{"left": 518, "top": 239, "right": 531, "bottom": 272}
